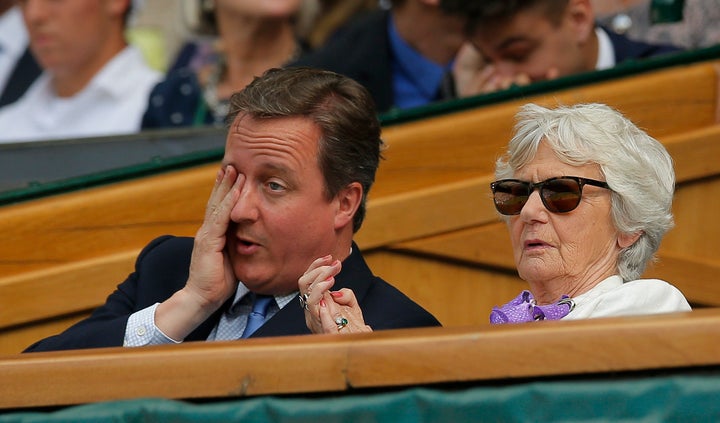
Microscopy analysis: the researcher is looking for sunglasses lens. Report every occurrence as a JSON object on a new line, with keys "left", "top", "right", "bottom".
{"left": 492, "top": 180, "right": 529, "bottom": 215}
{"left": 542, "top": 178, "right": 582, "bottom": 213}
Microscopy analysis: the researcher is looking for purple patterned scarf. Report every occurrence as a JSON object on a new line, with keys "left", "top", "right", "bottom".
{"left": 490, "top": 290, "right": 575, "bottom": 324}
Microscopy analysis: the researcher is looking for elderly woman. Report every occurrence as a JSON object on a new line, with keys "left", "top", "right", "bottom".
{"left": 488, "top": 102, "right": 691, "bottom": 323}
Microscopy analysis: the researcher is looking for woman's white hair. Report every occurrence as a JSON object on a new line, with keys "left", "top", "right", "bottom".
{"left": 495, "top": 103, "right": 675, "bottom": 281}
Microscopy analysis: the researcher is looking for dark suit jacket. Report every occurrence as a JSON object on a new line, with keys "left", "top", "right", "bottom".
{"left": 606, "top": 27, "right": 683, "bottom": 63}
{"left": 289, "top": 10, "right": 395, "bottom": 113}
{"left": 25, "top": 236, "right": 440, "bottom": 352}
{"left": 0, "top": 47, "right": 41, "bottom": 108}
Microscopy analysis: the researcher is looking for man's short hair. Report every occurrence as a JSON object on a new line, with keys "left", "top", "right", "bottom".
{"left": 441, "top": 0, "right": 570, "bottom": 34}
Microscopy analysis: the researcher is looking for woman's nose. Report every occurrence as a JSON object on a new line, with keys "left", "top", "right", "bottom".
{"left": 520, "top": 189, "right": 548, "bottom": 221}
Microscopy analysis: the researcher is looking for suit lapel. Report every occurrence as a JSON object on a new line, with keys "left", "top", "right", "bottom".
{"left": 0, "top": 47, "right": 41, "bottom": 107}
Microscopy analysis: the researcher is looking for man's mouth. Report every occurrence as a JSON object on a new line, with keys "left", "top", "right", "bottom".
{"left": 233, "top": 236, "right": 261, "bottom": 254}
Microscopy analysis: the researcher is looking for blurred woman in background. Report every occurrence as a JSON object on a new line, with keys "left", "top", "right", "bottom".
{"left": 141, "top": 0, "right": 312, "bottom": 128}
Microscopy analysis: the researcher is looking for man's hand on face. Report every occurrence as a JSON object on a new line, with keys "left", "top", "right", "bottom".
{"left": 453, "top": 43, "right": 531, "bottom": 95}
{"left": 187, "top": 165, "right": 243, "bottom": 310}
{"left": 154, "top": 165, "right": 243, "bottom": 341}
{"left": 453, "top": 42, "right": 562, "bottom": 96}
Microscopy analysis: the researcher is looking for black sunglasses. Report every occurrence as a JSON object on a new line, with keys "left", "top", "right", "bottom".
{"left": 490, "top": 176, "right": 611, "bottom": 215}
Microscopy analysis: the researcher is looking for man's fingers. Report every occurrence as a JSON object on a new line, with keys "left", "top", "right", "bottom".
{"left": 200, "top": 171, "right": 243, "bottom": 245}
{"left": 205, "top": 166, "right": 231, "bottom": 219}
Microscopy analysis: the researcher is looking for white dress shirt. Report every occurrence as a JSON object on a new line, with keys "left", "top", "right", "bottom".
{"left": 0, "top": 6, "right": 28, "bottom": 95}
{"left": 0, "top": 46, "right": 160, "bottom": 143}
{"left": 595, "top": 27, "right": 617, "bottom": 71}
{"left": 563, "top": 275, "right": 691, "bottom": 320}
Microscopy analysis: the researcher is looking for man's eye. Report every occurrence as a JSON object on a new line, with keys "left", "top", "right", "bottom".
{"left": 505, "top": 52, "right": 530, "bottom": 63}
{"left": 501, "top": 45, "right": 534, "bottom": 63}
{"left": 268, "top": 181, "right": 285, "bottom": 191}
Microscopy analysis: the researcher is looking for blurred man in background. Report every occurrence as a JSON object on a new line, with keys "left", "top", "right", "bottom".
{"left": 0, "top": 0, "right": 160, "bottom": 143}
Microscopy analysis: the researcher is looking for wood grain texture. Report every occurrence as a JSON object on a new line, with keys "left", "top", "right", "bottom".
{"left": 1, "top": 309, "right": 718, "bottom": 410}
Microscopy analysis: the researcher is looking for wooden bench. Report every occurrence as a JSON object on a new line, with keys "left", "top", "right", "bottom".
{"left": 1, "top": 59, "right": 719, "bottom": 355}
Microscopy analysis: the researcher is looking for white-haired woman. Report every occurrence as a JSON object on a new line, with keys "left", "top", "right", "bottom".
{"left": 489, "top": 102, "right": 691, "bottom": 323}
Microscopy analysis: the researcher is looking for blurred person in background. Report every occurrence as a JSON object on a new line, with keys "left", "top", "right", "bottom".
{"left": 289, "top": 0, "right": 482, "bottom": 114}
{"left": 452, "top": 0, "right": 681, "bottom": 97}
{"left": 594, "top": 0, "right": 720, "bottom": 50}
{"left": 302, "top": 0, "right": 378, "bottom": 50}
{"left": 141, "top": 0, "right": 313, "bottom": 129}
{"left": 0, "top": 0, "right": 160, "bottom": 143}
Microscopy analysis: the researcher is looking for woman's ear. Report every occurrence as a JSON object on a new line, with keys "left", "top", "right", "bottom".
{"left": 618, "top": 230, "right": 643, "bottom": 249}
{"left": 334, "top": 182, "right": 363, "bottom": 230}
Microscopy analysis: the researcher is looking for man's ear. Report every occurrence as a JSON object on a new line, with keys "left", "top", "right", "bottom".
{"left": 107, "top": 0, "right": 131, "bottom": 19}
{"left": 334, "top": 182, "right": 363, "bottom": 230}
{"left": 565, "top": 0, "right": 596, "bottom": 42}
{"left": 618, "top": 230, "right": 643, "bottom": 249}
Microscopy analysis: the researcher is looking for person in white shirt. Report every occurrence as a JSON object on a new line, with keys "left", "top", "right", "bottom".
{"left": 0, "top": 0, "right": 160, "bottom": 143}
{"left": 0, "top": 2, "right": 28, "bottom": 93}
{"left": 488, "top": 103, "right": 691, "bottom": 324}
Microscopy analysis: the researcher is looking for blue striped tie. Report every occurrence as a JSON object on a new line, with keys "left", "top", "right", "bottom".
{"left": 241, "top": 294, "right": 273, "bottom": 338}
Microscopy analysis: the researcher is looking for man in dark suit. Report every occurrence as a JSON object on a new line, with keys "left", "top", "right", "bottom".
{"left": 25, "top": 67, "right": 440, "bottom": 353}
{"left": 289, "top": 0, "right": 476, "bottom": 114}
{"left": 451, "top": 0, "right": 682, "bottom": 96}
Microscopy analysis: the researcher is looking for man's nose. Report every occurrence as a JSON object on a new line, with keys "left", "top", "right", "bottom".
{"left": 229, "top": 185, "right": 259, "bottom": 223}
{"left": 493, "top": 61, "right": 519, "bottom": 77}
{"left": 22, "top": 0, "right": 49, "bottom": 25}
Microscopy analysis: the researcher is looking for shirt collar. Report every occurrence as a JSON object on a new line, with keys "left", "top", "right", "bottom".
{"left": 595, "top": 27, "right": 616, "bottom": 70}
{"left": 231, "top": 283, "right": 297, "bottom": 311}
{"left": 88, "top": 46, "right": 152, "bottom": 98}
{"left": 572, "top": 275, "right": 624, "bottom": 303}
